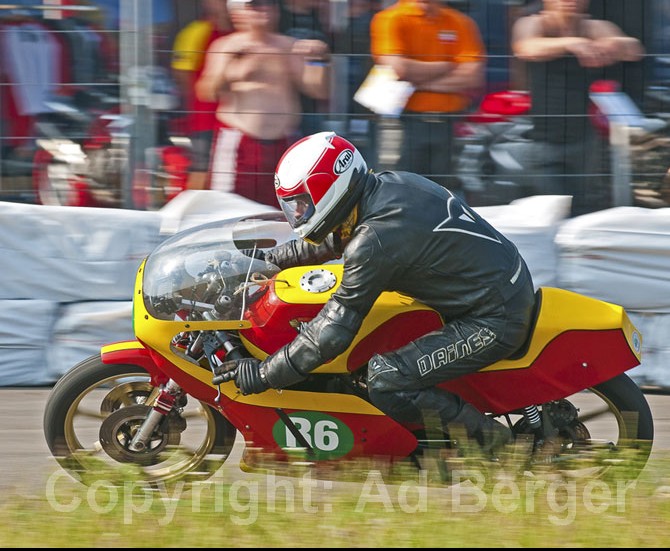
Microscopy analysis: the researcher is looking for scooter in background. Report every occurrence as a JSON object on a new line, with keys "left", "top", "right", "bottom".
{"left": 31, "top": 67, "right": 193, "bottom": 210}
{"left": 32, "top": 87, "right": 128, "bottom": 208}
{"left": 629, "top": 83, "right": 670, "bottom": 208}
{"left": 455, "top": 81, "right": 669, "bottom": 208}
{"left": 455, "top": 89, "right": 533, "bottom": 207}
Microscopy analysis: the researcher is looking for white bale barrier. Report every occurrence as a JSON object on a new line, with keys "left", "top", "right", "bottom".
{"left": 0, "top": 299, "right": 59, "bottom": 385}
{"left": 627, "top": 311, "right": 670, "bottom": 389}
{"left": 46, "top": 301, "right": 134, "bottom": 384}
{"left": 475, "top": 195, "right": 572, "bottom": 288}
{"left": 0, "top": 192, "right": 667, "bottom": 389}
{"left": 555, "top": 207, "right": 670, "bottom": 312}
{"left": 0, "top": 202, "right": 163, "bottom": 302}
{"left": 0, "top": 191, "right": 277, "bottom": 385}
{"left": 158, "top": 190, "right": 278, "bottom": 235}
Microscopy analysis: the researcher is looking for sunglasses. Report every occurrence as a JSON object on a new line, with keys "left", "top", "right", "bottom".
{"left": 229, "top": 0, "right": 277, "bottom": 9}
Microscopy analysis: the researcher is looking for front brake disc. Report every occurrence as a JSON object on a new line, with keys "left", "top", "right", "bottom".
{"left": 99, "top": 404, "right": 180, "bottom": 466}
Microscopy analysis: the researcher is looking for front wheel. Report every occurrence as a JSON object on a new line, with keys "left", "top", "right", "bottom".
{"left": 43, "top": 355, "right": 237, "bottom": 488}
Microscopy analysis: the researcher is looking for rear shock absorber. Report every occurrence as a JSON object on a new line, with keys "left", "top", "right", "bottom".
{"left": 523, "top": 404, "right": 544, "bottom": 443}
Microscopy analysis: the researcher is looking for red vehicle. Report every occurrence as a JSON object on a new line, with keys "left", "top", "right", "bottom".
{"left": 32, "top": 86, "right": 192, "bottom": 210}
{"left": 455, "top": 81, "right": 630, "bottom": 207}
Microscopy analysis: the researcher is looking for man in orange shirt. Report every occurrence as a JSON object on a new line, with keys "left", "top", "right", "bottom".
{"left": 370, "top": 0, "right": 485, "bottom": 192}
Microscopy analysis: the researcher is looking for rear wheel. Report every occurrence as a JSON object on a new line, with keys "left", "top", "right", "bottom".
{"left": 43, "top": 355, "right": 237, "bottom": 488}
{"left": 512, "top": 373, "right": 654, "bottom": 480}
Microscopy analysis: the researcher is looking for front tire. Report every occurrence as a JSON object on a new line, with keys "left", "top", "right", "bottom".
{"left": 43, "top": 355, "right": 237, "bottom": 488}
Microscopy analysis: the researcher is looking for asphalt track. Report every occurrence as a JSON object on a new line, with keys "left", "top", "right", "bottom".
{"left": 0, "top": 387, "right": 668, "bottom": 493}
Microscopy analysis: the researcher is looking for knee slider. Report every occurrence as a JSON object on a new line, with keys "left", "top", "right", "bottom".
{"left": 367, "top": 353, "right": 401, "bottom": 396}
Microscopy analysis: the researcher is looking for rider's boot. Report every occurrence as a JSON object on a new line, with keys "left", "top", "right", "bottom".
{"left": 449, "top": 403, "right": 512, "bottom": 458}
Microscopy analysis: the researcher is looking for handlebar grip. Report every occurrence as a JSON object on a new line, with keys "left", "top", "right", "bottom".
{"left": 214, "top": 330, "right": 245, "bottom": 361}
{"left": 212, "top": 371, "right": 231, "bottom": 386}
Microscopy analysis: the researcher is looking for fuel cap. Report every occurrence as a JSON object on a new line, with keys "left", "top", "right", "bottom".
{"left": 299, "top": 268, "right": 337, "bottom": 293}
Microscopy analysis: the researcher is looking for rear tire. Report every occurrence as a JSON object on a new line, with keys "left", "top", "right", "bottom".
{"left": 513, "top": 373, "right": 654, "bottom": 480}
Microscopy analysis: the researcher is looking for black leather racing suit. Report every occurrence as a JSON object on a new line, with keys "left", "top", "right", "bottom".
{"left": 262, "top": 170, "right": 536, "bottom": 431}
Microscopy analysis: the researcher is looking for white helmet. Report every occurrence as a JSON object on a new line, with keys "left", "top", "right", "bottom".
{"left": 274, "top": 131, "right": 368, "bottom": 244}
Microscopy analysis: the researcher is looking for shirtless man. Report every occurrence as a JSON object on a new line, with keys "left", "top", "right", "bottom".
{"left": 512, "top": 0, "right": 643, "bottom": 67}
{"left": 511, "top": 0, "right": 644, "bottom": 216}
{"left": 195, "top": 0, "right": 330, "bottom": 207}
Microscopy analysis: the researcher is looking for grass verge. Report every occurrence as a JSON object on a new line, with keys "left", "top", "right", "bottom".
{"left": 2, "top": 446, "right": 669, "bottom": 548}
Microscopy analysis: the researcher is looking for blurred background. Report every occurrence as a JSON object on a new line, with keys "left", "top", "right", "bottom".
{"left": 0, "top": 0, "right": 668, "bottom": 212}
{"left": 0, "top": 0, "right": 669, "bottom": 390}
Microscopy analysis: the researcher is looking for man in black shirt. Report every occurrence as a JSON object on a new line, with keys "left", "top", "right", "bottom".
{"left": 511, "top": 0, "right": 644, "bottom": 217}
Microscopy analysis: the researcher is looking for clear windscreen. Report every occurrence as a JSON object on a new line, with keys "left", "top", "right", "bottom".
{"left": 142, "top": 212, "right": 295, "bottom": 322}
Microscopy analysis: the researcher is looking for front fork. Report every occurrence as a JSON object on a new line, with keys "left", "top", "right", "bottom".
{"left": 128, "top": 378, "right": 183, "bottom": 452}
{"left": 127, "top": 329, "right": 241, "bottom": 451}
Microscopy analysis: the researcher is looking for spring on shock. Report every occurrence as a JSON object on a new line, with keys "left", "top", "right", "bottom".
{"left": 523, "top": 405, "right": 542, "bottom": 430}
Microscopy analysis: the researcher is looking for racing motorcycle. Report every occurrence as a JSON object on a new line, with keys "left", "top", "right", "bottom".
{"left": 43, "top": 212, "right": 654, "bottom": 488}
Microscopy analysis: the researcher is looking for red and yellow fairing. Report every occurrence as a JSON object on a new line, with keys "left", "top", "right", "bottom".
{"left": 239, "top": 265, "right": 444, "bottom": 372}
{"left": 117, "top": 259, "right": 643, "bottom": 460}
{"left": 445, "top": 286, "right": 643, "bottom": 413}
{"left": 117, "top": 260, "right": 421, "bottom": 459}
{"left": 240, "top": 264, "right": 643, "bottom": 414}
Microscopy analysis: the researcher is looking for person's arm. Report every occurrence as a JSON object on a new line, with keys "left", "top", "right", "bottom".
{"left": 264, "top": 233, "right": 341, "bottom": 269}
{"left": 258, "top": 228, "right": 391, "bottom": 390}
{"left": 172, "top": 69, "right": 193, "bottom": 101}
{"left": 589, "top": 20, "right": 645, "bottom": 63}
{"left": 215, "top": 227, "right": 392, "bottom": 394}
{"left": 512, "top": 14, "right": 593, "bottom": 62}
{"left": 418, "top": 61, "right": 484, "bottom": 94}
{"left": 194, "top": 35, "right": 234, "bottom": 103}
{"left": 512, "top": 15, "right": 644, "bottom": 68}
{"left": 376, "top": 54, "right": 456, "bottom": 85}
{"left": 290, "top": 38, "right": 331, "bottom": 100}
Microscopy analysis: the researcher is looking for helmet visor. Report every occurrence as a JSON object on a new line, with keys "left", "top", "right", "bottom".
{"left": 279, "top": 193, "right": 315, "bottom": 230}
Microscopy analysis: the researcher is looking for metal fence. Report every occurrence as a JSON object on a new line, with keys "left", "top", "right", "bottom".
{"left": 0, "top": 0, "right": 668, "bottom": 211}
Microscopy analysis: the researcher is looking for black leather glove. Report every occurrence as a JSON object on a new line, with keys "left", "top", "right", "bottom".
{"left": 239, "top": 248, "right": 266, "bottom": 261}
{"left": 212, "top": 358, "right": 269, "bottom": 395}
